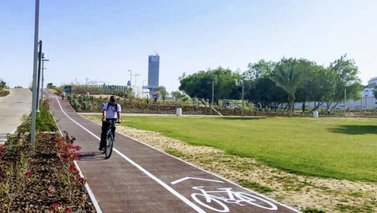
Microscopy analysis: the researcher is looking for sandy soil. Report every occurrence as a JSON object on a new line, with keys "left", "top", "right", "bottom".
{"left": 91, "top": 119, "right": 377, "bottom": 212}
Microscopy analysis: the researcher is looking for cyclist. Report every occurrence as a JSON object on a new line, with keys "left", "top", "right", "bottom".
{"left": 61, "top": 91, "right": 66, "bottom": 100}
{"left": 99, "top": 96, "right": 121, "bottom": 151}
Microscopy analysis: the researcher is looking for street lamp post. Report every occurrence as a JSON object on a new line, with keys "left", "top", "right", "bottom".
{"left": 31, "top": 0, "right": 40, "bottom": 144}
{"left": 241, "top": 79, "right": 244, "bottom": 117}
{"left": 344, "top": 88, "right": 347, "bottom": 111}
{"left": 211, "top": 81, "right": 214, "bottom": 108}
{"left": 41, "top": 54, "right": 49, "bottom": 104}
{"left": 36, "top": 40, "right": 43, "bottom": 111}
{"left": 127, "top": 70, "right": 132, "bottom": 87}
{"left": 236, "top": 79, "right": 245, "bottom": 117}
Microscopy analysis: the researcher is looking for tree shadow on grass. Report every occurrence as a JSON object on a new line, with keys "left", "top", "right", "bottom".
{"left": 328, "top": 125, "right": 377, "bottom": 135}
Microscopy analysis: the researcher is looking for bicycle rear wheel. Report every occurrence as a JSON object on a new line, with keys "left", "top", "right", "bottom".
{"left": 191, "top": 193, "right": 229, "bottom": 212}
{"left": 104, "top": 131, "right": 114, "bottom": 159}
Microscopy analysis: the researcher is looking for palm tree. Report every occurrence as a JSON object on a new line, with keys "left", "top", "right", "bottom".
{"left": 270, "top": 58, "right": 308, "bottom": 116}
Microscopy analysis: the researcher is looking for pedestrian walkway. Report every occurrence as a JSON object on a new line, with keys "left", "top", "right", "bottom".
{"left": 0, "top": 88, "right": 32, "bottom": 144}
{"left": 49, "top": 94, "right": 298, "bottom": 213}
{"left": 0, "top": 134, "right": 6, "bottom": 144}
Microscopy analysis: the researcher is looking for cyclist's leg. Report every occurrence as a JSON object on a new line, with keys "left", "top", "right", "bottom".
{"left": 99, "top": 121, "right": 109, "bottom": 150}
{"left": 110, "top": 119, "right": 116, "bottom": 138}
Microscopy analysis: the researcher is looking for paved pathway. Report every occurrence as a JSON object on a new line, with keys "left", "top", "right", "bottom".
{"left": 0, "top": 88, "right": 32, "bottom": 144}
{"left": 49, "top": 94, "right": 299, "bottom": 213}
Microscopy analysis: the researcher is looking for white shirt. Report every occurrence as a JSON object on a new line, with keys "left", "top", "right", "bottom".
{"left": 103, "top": 103, "right": 121, "bottom": 119}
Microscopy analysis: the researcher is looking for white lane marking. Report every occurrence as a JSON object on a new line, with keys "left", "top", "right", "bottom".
{"left": 80, "top": 115, "right": 300, "bottom": 213}
{"left": 53, "top": 99, "right": 103, "bottom": 213}
{"left": 55, "top": 98, "right": 205, "bottom": 213}
{"left": 172, "top": 177, "right": 224, "bottom": 185}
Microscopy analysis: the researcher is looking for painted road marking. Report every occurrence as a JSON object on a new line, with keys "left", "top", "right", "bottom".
{"left": 80, "top": 108, "right": 301, "bottom": 213}
{"left": 172, "top": 176, "right": 224, "bottom": 185}
{"left": 172, "top": 176, "right": 278, "bottom": 212}
{"left": 190, "top": 186, "right": 278, "bottom": 212}
{"left": 108, "top": 128, "right": 300, "bottom": 213}
{"left": 55, "top": 98, "right": 206, "bottom": 213}
{"left": 52, "top": 100, "right": 103, "bottom": 213}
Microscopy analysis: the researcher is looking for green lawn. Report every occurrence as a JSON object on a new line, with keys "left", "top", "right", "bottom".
{"left": 85, "top": 115, "right": 377, "bottom": 182}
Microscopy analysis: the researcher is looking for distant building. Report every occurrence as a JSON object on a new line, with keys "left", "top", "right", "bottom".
{"left": 367, "top": 77, "right": 377, "bottom": 88}
{"left": 147, "top": 54, "right": 160, "bottom": 98}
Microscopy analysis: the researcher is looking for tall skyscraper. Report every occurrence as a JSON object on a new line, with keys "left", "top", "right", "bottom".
{"left": 148, "top": 54, "right": 159, "bottom": 87}
{"left": 148, "top": 54, "right": 159, "bottom": 97}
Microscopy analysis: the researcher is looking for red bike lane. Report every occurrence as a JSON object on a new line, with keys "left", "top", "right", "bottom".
{"left": 49, "top": 95, "right": 299, "bottom": 213}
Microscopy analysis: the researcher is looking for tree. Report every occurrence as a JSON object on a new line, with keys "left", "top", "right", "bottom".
{"left": 270, "top": 58, "right": 308, "bottom": 116}
{"left": 327, "top": 54, "right": 362, "bottom": 110}
{"left": 171, "top": 91, "right": 189, "bottom": 102}
{"left": 157, "top": 86, "right": 168, "bottom": 102}
{"left": 0, "top": 80, "right": 6, "bottom": 89}
{"left": 295, "top": 65, "right": 336, "bottom": 111}
{"left": 246, "top": 77, "right": 287, "bottom": 110}
{"left": 179, "top": 67, "right": 240, "bottom": 105}
{"left": 374, "top": 86, "right": 377, "bottom": 99}
{"left": 244, "top": 60, "right": 276, "bottom": 80}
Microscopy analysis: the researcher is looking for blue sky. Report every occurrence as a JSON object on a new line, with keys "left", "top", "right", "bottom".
{"left": 1, "top": 0, "right": 376, "bottom": 93}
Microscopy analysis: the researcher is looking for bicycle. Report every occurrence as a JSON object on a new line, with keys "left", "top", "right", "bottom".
{"left": 191, "top": 186, "right": 278, "bottom": 212}
{"left": 103, "top": 120, "right": 120, "bottom": 159}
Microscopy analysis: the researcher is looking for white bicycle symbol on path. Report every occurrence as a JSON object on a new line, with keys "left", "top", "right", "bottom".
{"left": 172, "top": 177, "right": 278, "bottom": 212}
{"left": 191, "top": 186, "right": 278, "bottom": 212}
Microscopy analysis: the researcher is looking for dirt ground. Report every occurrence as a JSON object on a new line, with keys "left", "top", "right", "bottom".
{"left": 105, "top": 121, "right": 376, "bottom": 212}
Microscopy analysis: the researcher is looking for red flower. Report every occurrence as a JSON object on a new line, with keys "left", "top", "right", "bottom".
{"left": 0, "top": 144, "right": 5, "bottom": 160}
{"left": 50, "top": 203, "right": 60, "bottom": 210}
{"left": 69, "top": 164, "right": 77, "bottom": 172}
{"left": 74, "top": 145, "right": 81, "bottom": 151}
{"left": 64, "top": 207, "right": 71, "bottom": 213}
{"left": 71, "top": 152, "right": 79, "bottom": 161}
{"left": 24, "top": 170, "right": 32, "bottom": 177}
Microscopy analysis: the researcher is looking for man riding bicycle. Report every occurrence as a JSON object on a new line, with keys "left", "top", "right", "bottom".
{"left": 99, "top": 96, "right": 121, "bottom": 151}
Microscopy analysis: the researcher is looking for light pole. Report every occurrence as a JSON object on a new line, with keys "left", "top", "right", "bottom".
{"left": 365, "top": 94, "right": 368, "bottom": 109}
{"left": 236, "top": 79, "right": 245, "bottom": 117}
{"left": 241, "top": 79, "right": 244, "bottom": 117}
{"left": 41, "top": 54, "right": 49, "bottom": 104}
{"left": 36, "top": 40, "right": 42, "bottom": 111}
{"left": 127, "top": 70, "right": 132, "bottom": 87}
{"left": 211, "top": 81, "right": 214, "bottom": 108}
{"left": 344, "top": 87, "right": 347, "bottom": 111}
{"left": 31, "top": 0, "right": 40, "bottom": 144}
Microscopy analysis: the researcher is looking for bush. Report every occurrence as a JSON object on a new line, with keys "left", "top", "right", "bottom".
{"left": 0, "top": 89, "right": 10, "bottom": 97}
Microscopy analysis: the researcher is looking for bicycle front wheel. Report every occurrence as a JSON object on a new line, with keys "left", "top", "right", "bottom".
{"left": 104, "top": 132, "right": 114, "bottom": 159}
{"left": 236, "top": 192, "right": 278, "bottom": 210}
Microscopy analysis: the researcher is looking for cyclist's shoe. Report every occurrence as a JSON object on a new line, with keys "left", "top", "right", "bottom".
{"left": 98, "top": 146, "right": 104, "bottom": 151}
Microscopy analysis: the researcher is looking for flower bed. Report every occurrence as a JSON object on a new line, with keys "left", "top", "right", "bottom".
{"left": 0, "top": 130, "right": 95, "bottom": 212}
